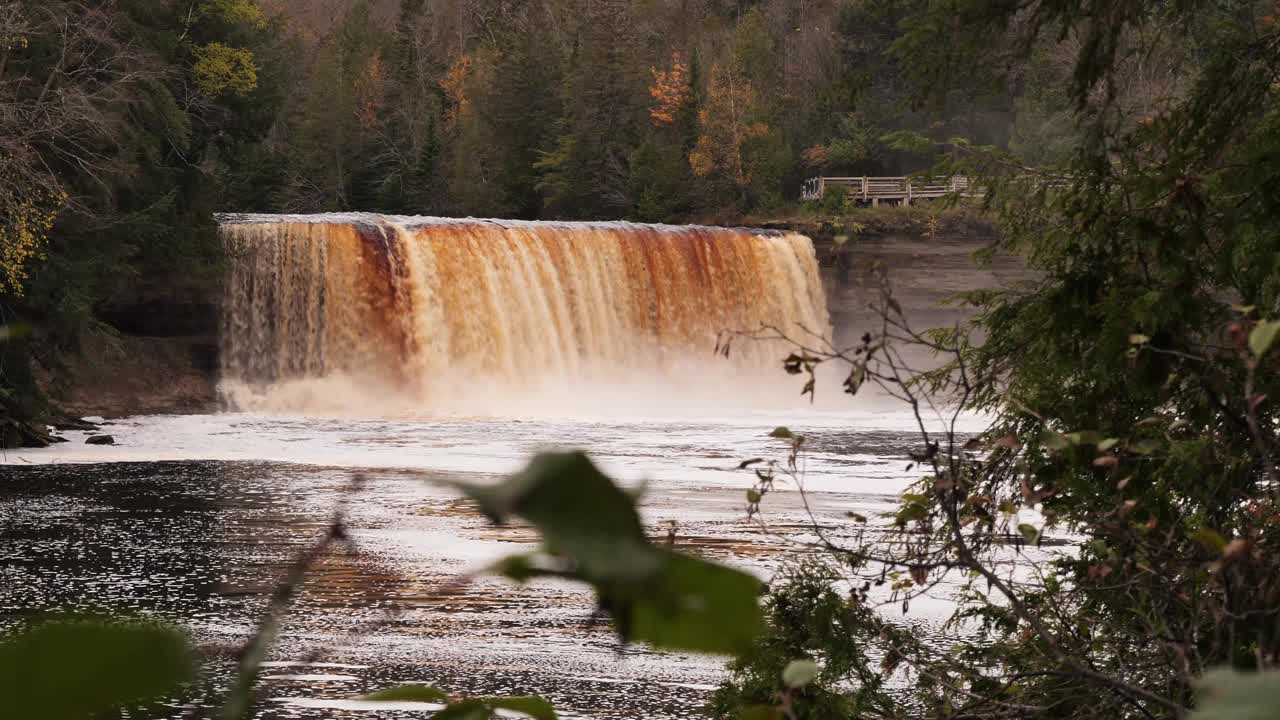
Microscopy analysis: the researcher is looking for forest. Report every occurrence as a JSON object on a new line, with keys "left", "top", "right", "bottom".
{"left": 0, "top": 0, "right": 1075, "bottom": 423}
{"left": 5, "top": 0, "right": 1280, "bottom": 718}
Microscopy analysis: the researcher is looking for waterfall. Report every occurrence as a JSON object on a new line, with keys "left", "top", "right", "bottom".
{"left": 217, "top": 214, "right": 830, "bottom": 415}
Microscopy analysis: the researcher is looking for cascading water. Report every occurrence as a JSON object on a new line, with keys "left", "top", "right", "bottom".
{"left": 217, "top": 214, "right": 831, "bottom": 415}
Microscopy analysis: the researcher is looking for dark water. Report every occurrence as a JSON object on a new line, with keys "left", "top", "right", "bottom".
{"left": 0, "top": 407, "right": 972, "bottom": 720}
{"left": 0, "top": 461, "right": 803, "bottom": 719}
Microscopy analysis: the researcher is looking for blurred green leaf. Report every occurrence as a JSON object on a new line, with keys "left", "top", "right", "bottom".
{"left": 843, "top": 364, "right": 865, "bottom": 396}
{"left": 487, "top": 695, "right": 558, "bottom": 720}
{"left": 355, "top": 691, "right": 555, "bottom": 719}
{"left": 768, "top": 426, "right": 794, "bottom": 439}
{"left": 1190, "top": 528, "right": 1228, "bottom": 554}
{"left": 1129, "top": 439, "right": 1162, "bottom": 456}
{"left": 622, "top": 548, "right": 764, "bottom": 655}
{"left": 0, "top": 323, "right": 31, "bottom": 342}
{"left": 1017, "top": 523, "right": 1040, "bottom": 544}
{"left": 739, "top": 706, "right": 785, "bottom": 720}
{"left": 0, "top": 620, "right": 196, "bottom": 720}
{"left": 1065, "top": 431, "right": 1105, "bottom": 446}
{"left": 433, "top": 699, "right": 492, "bottom": 720}
{"left": 1041, "top": 430, "right": 1069, "bottom": 451}
{"left": 1249, "top": 321, "right": 1280, "bottom": 357}
{"left": 782, "top": 659, "right": 820, "bottom": 688}
{"left": 1190, "top": 668, "right": 1280, "bottom": 719}
{"left": 455, "top": 452, "right": 764, "bottom": 656}
{"left": 362, "top": 685, "right": 448, "bottom": 703}
{"left": 450, "top": 453, "right": 655, "bottom": 581}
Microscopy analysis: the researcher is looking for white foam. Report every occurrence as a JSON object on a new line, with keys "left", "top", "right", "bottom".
{"left": 0, "top": 404, "right": 987, "bottom": 497}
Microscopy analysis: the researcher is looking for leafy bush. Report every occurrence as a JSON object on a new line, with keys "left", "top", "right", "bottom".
{"left": 712, "top": 558, "right": 893, "bottom": 720}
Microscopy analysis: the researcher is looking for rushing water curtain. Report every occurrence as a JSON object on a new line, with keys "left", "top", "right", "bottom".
{"left": 218, "top": 215, "right": 830, "bottom": 410}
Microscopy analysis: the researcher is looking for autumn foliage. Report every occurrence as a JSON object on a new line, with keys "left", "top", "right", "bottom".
{"left": 649, "top": 52, "right": 689, "bottom": 126}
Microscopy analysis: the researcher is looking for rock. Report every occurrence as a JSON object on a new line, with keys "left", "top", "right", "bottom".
{"left": 85, "top": 435, "right": 115, "bottom": 446}
{"left": 0, "top": 420, "right": 56, "bottom": 449}
{"left": 52, "top": 417, "right": 101, "bottom": 432}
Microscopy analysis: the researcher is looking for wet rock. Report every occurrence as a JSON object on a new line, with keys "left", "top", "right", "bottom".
{"left": 85, "top": 435, "right": 116, "bottom": 446}
{"left": 0, "top": 420, "right": 57, "bottom": 449}
{"left": 53, "top": 417, "right": 101, "bottom": 432}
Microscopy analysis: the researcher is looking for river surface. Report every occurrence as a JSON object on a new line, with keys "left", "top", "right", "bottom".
{"left": 0, "top": 405, "right": 986, "bottom": 719}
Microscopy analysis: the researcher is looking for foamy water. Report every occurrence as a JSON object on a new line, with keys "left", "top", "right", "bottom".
{"left": 3, "top": 402, "right": 985, "bottom": 496}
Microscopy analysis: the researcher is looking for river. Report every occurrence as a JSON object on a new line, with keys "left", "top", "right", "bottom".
{"left": 2, "top": 215, "right": 1009, "bottom": 717}
{"left": 0, "top": 403, "right": 985, "bottom": 719}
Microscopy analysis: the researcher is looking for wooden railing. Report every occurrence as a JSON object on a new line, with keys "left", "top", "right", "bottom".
{"left": 801, "top": 176, "right": 974, "bottom": 205}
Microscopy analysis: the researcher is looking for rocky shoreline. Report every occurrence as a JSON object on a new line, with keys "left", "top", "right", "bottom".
{"left": 0, "top": 415, "right": 115, "bottom": 450}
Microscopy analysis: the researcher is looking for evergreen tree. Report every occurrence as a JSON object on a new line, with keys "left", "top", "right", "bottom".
{"left": 537, "top": 0, "right": 643, "bottom": 219}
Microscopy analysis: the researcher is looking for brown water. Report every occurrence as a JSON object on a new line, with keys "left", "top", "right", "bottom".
{"left": 219, "top": 215, "right": 828, "bottom": 414}
{"left": 0, "top": 411, "right": 966, "bottom": 720}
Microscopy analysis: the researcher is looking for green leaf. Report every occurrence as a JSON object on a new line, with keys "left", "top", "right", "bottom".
{"left": 491, "top": 554, "right": 544, "bottom": 584}
{"left": 739, "top": 706, "right": 786, "bottom": 720}
{"left": 433, "top": 699, "right": 492, "bottom": 720}
{"left": 0, "top": 620, "right": 196, "bottom": 720}
{"left": 1017, "top": 524, "right": 1040, "bottom": 544}
{"left": 895, "top": 501, "right": 928, "bottom": 525}
{"left": 455, "top": 453, "right": 765, "bottom": 657}
{"left": 0, "top": 323, "right": 31, "bottom": 342}
{"left": 450, "top": 453, "right": 656, "bottom": 581}
{"left": 1249, "top": 321, "right": 1280, "bottom": 357}
{"left": 768, "top": 426, "right": 794, "bottom": 439}
{"left": 1190, "top": 528, "right": 1228, "bottom": 554}
{"left": 1129, "top": 439, "right": 1162, "bottom": 456}
{"left": 1128, "top": 334, "right": 1151, "bottom": 345}
{"left": 843, "top": 364, "right": 866, "bottom": 396}
{"left": 622, "top": 548, "right": 764, "bottom": 656}
{"left": 782, "top": 659, "right": 820, "bottom": 688}
{"left": 1041, "top": 430, "right": 1069, "bottom": 451}
{"left": 486, "top": 696, "right": 558, "bottom": 720}
{"left": 1065, "top": 431, "right": 1105, "bottom": 446}
{"left": 1189, "top": 668, "right": 1280, "bottom": 720}
{"left": 746, "top": 489, "right": 762, "bottom": 504}
{"left": 361, "top": 685, "right": 448, "bottom": 703}
{"left": 1097, "top": 438, "right": 1120, "bottom": 452}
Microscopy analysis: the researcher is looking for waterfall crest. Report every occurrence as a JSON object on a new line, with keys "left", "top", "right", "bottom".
{"left": 218, "top": 214, "right": 830, "bottom": 415}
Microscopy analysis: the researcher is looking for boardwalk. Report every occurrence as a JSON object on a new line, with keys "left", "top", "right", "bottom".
{"left": 801, "top": 176, "right": 974, "bottom": 205}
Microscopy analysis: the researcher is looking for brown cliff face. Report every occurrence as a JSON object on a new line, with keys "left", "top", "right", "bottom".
{"left": 756, "top": 212, "right": 1024, "bottom": 349}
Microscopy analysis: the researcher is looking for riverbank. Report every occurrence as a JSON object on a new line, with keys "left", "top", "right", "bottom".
{"left": 2, "top": 273, "right": 222, "bottom": 445}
